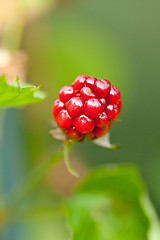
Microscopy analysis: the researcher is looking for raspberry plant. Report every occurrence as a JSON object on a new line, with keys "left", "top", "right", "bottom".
{"left": 1, "top": 1, "right": 159, "bottom": 239}
{"left": 0, "top": 75, "right": 160, "bottom": 240}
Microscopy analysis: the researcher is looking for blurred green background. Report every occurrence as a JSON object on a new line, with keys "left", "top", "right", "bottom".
{"left": 1, "top": 0, "right": 160, "bottom": 239}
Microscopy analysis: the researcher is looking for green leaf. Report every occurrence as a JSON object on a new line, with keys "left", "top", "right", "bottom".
{"left": 0, "top": 76, "right": 46, "bottom": 108}
{"left": 67, "top": 165, "right": 160, "bottom": 240}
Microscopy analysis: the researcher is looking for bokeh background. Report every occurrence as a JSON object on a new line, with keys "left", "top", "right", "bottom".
{"left": 1, "top": 0, "right": 160, "bottom": 239}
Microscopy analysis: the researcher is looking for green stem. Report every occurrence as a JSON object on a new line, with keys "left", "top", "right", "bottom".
{"left": 64, "top": 141, "right": 80, "bottom": 178}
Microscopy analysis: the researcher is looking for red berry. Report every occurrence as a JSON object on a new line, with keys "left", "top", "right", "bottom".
{"left": 52, "top": 99, "right": 64, "bottom": 118}
{"left": 85, "top": 131, "right": 95, "bottom": 140}
{"left": 95, "top": 111, "right": 109, "bottom": 127}
{"left": 93, "top": 126, "right": 109, "bottom": 138}
{"left": 84, "top": 98, "right": 103, "bottom": 119}
{"left": 53, "top": 74, "right": 122, "bottom": 142}
{"left": 80, "top": 86, "right": 95, "bottom": 101}
{"left": 59, "top": 85, "right": 76, "bottom": 103}
{"left": 107, "top": 85, "right": 120, "bottom": 104}
{"left": 73, "top": 114, "right": 94, "bottom": 134}
{"left": 108, "top": 120, "right": 114, "bottom": 130}
{"left": 66, "top": 97, "right": 84, "bottom": 118}
{"left": 94, "top": 79, "right": 111, "bottom": 98}
{"left": 73, "top": 74, "right": 89, "bottom": 91}
{"left": 105, "top": 104, "right": 120, "bottom": 120}
{"left": 66, "top": 127, "right": 83, "bottom": 141}
{"left": 100, "top": 98, "right": 107, "bottom": 108}
{"left": 56, "top": 109, "right": 72, "bottom": 129}
{"left": 117, "top": 99, "right": 122, "bottom": 111}
{"left": 85, "top": 77, "right": 96, "bottom": 91}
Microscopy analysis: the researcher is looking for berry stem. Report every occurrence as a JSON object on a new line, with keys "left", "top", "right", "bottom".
{"left": 64, "top": 140, "right": 80, "bottom": 178}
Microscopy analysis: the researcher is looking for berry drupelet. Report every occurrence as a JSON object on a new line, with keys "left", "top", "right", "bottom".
{"left": 52, "top": 74, "right": 122, "bottom": 141}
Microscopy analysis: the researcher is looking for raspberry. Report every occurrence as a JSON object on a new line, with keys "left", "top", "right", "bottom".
{"left": 66, "top": 127, "right": 83, "bottom": 140}
{"left": 100, "top": 98, "right": 107, "bottom": 108}
{"left": 52, "top": 74, "right": 122, "bottom": 141}
{"left": 66, "top": 97, "right": 84, "bottom": 118}
{"left": 93, "top": 126, "right": 109, "bottom": 138}
{"left": 105, "top": 104, "right": 120, "bottom": 120}
{"left": 73, "top": 74, "right": 89, "bottom": 91}
{"left": 59, "top": 85, "right": 75, "bottom": 103}
{"left": 85, "top": 77, "right": 96, "bottom": 91}
{"left": 56, "top": 109, "right": 72, "bottom": 129}
{"left": 117, "top": 99, "right": 122, "bottom": 111}
{"left": 52, "top": 99, "right": 64, "bottom": 118}
{"left": 95, "top": 111, "right": 109, "bottom": 127}
{"left": 85, "top": 131, "right": 95, "bottom": 140}
{"left": 106, "top": 85, "right": 120, "bottom": 104}
{"left": 94, "top": 79, "right": 111, "bottom": 98}
{"left": 84, "top": 98, "right": 103, "bottom": 119}
{"left": 73, "top": 115, "right": 94, "bottom": 134}
{"left": 80, "top": 86, "right": 95, "bottom": 101}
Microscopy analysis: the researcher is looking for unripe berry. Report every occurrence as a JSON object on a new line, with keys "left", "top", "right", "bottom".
{"left": 105, "top": 104, "right": 120, "bottom": 120}
{"left": 95, "top": 111, "right": 109, "bottom": 127}
{"left": 85, "top": 131, "right": 95, "bottom": 140}
{"left": 84, "top": 98, "right": 103, "bottom": 119}
{"left": 59, "top": 85, "right": 76, "bottom": 103}
{"left": 94, "top": 79, "right": 111, "bottom": 98}
{"left": 80, "top": 87, "right": 95, "bottom": 101}
{"left": 66, "top": 97, "right": 84, "bottom": 118}
{"left": 107, "top": 85, "right": 120, "bottom": 104}
{"left": 52, "top": 99, "right": 64, "bottom": 118}
{"left": 93, "top": 126, "right": 109, "bottom": 138}
{"left": 73, "top": 74, "right": 89, "bottom": 91}
{"left": 56, "top": 109, "right": 73, "bottom": 129}
{"left": 73, "top": 114, "right": 94, "bottom": 134}
{"left": 66, "top": 127, "right": 83, "bottom": 141}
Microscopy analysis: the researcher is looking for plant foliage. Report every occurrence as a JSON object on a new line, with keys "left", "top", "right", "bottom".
{"left": 0, "top": 76, "right": 46, "bottom": 108}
